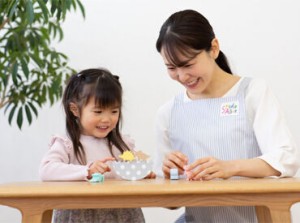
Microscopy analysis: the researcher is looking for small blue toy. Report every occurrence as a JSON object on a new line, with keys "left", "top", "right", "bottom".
{"left": 170, "top": 168, "right": 179, "bottom": 180}
{"left": 89, "top": 173, "right": 104, "bottom": 183}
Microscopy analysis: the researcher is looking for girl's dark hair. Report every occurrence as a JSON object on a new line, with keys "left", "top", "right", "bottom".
{"left": 156, "top": 9, "right": 232, "bottom": 74}
{"left": 62, "top": 68, "right": 130, "bottom": 164}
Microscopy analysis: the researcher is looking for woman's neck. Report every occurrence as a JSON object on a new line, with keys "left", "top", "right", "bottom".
{"left": 196, "top": 68, "right": 240, "bottom": 99}
{"left": 211, "top": 71, "right": 240, "bottom": 97}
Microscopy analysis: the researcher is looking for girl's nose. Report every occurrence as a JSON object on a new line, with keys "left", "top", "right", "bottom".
{"left": 100, "top": 114, "right": 110, "bottom": 122}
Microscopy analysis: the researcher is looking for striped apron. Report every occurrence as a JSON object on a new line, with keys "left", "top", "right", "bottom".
{"left": 169, "top": 78, "right": 261, "bottom": 223}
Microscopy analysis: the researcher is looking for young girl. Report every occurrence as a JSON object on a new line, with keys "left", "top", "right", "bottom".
{"left": 154, "top": 9, "right": 300, "bottom": 223}
{"left": 39, "top": 68, "right": 150, "bottom": 223}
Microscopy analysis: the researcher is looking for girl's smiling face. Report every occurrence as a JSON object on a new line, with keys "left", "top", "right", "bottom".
{"left": 77, "top": 97, "right": 120, "bottom": 138}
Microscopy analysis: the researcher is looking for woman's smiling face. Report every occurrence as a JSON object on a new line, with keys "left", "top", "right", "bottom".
{"left": 161, "top": 44, "right": 219, "bottom": 100}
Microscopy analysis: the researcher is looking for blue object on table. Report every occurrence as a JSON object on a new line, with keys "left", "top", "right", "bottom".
{"left": 170, "top": 168, "right": 179, "bottom": 180}
{"left": 89, "top": 173, "right": 104, "bottom": 183}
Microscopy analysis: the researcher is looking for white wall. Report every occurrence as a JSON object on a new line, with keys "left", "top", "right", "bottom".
{"left": 1, "top": 0, "right": 300, "bottom": 222}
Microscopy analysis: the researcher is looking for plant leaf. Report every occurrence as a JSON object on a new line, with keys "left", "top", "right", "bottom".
{"left": 36, "top": 0, "right": 49, "bottom": 23}
{"left": 20, "top": 57, "right": 29, "bottom": 79}
{"left": 57, "top": 24, "right": 63, "bottom": 41}
{"left": 25, "top": 104, "right": 32, "bottom": 124}
{"left": 1, "top": 0, "right": 85, "bottom": 128}
{"left": 4, "top": 103, "right": 12, "bottom": 114}
{"left": 11, "top": 62, "right": 18, "bottom": 85}
{"left": 26, "top": 0, "right": 34, "bottom": 24}
{"left": 17, "top": 106, "right": 23, "bottom": 129}
{"left": 76, "top": 0, "right": 85, "bottom": 18}
{"left": 27, "top": 101, "right": 38, "bottom": 117}
{"left": 7, "top": 0, "right": 20, "bottom": 20}
{"left": 8, "top": 104, "right": 17, "bottom": 125}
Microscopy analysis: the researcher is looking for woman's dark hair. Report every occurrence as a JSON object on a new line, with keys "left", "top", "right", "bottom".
{"left": 62, "top": 68, "right": 130, "bottom": 164}
{"left": 156, "top": 9, "right": 232, "bottom": 74}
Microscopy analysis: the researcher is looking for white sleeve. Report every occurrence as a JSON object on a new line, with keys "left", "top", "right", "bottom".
{"left": 153, "top": 99, "right": 174, "bottom": 177}
{"left": 246, "top": 78, "right": 300, "bottom": 177}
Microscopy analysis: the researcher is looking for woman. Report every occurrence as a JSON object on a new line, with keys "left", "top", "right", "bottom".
{"left": 154, "top": 9, "right": 299, "bottom": 223}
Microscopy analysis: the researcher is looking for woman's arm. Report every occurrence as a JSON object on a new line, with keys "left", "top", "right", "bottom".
{"left": 153, "top": 99, "right": 181, "bottom": 178}
{"left": 249, "top": 78, "right": 300, "bottom": 177}
{"left": 185, "top": 79, "right": 299, "bottom": 180}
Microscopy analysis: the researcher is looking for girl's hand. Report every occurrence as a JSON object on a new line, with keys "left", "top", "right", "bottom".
{"left": 144, "top": 171, "right": 156, "bottom": 179}
{"left": 184, "top": 157, "right": 235, "bottom": 181}
{"left": 163, "top": 151, "right": 188, "bottom": 178}
{"left": 88, "top": 157, "right": 115, "bottom": 178}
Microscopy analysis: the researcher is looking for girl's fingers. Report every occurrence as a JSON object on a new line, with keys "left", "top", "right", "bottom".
{"left": 95, "top": 166, "right": 104, "bottom": 173}
{"left": 90, "top": 159, "right": 114, "bottom": 174}
{"left": 145, "top": 171, "right": 156, "bottom": 179}
{"left": 162, "top": 166, "right": 169, "bottom": 178}
{"left": 98, "top": 162, "right": 111, "bottom": 172}
{"left": 100, "top": 157, "right": 115, "bottom": 163}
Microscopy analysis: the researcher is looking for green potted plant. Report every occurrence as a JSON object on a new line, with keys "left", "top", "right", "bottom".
{"left": 0, "top": 0, "right": 85, "bottom": 129}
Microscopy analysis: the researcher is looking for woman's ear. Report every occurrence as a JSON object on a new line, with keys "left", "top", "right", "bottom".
{"left": 210, "top": 38, "right": 220, "bottom": 59}
{"left": 69, "top": 103, "right": 79, "bottom": 117}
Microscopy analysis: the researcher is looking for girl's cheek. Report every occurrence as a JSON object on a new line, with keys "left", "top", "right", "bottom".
{"left": 113, "top": 117, "right": 119, "bottom": 126}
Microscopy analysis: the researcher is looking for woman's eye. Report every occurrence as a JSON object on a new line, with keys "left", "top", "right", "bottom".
{"left": 184, "top": 64, "right": 192, "bottom": 68}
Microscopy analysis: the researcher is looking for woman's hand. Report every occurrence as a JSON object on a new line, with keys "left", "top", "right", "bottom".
{"left": 88, "top": 157, "right": 116, "bottom": 178}
{"left": 184, "top": 157, "right": 281, "bottom": 181}
{"left": 163, "top": 151, "right": 188, "bottom": 178}
{"left": 184, "top": 157, "right": 235, "bottom": 181}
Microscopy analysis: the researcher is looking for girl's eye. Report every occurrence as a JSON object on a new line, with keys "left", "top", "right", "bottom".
{"left": 184, "top": 64, "right": 192, "bottom": 68}
{"left": 94, "top": 110, "right": 102, "bottom": 114}
{"left": 112, "top": 110, "right": 119, "bottom": 114}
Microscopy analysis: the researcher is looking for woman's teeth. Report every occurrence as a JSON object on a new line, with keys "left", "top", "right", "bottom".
{"left": 186, "top": 78, "right": 199, "bottom": 86}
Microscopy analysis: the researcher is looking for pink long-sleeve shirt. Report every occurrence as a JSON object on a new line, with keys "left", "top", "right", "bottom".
{"left": 39, "top": 134, "right": 135, "bottom": 181}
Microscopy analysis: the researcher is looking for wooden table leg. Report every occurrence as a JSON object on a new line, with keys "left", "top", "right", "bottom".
{"left": 42, "top": 210, "right": 53, "bottom": 223}
{"left": 21, "top": 209, "right": 53, "bottom": 223}
{"left": 256, "top": 206, "right": 272, "bottom": 223}
{"left": 267, "top": 205, "right": 291, "bottom": 223}
{"left": 20, "top": 207, "right": 52, "bottom": 223}
{"left": 22, "top": 211, "right": 43, "bottom": 223}
{"left": 0, "top": 197, "right": 53, "bottom": 223}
